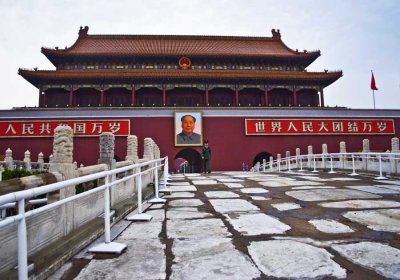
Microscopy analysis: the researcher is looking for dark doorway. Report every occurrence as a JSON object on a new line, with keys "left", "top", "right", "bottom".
{"left": 174, "top": 148, "right": 202, "bottom": 173}
{"left": 253, "top": 152, "right": 273, "bottom": 166}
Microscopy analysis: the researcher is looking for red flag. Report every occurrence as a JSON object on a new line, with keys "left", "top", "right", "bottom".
{"left": 371, "top": 71, "right": 378, "bottom": 91}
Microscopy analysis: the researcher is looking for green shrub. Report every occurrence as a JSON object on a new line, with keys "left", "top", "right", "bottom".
{"left": 1, "top": 169, "right": 44, "bottom": 180}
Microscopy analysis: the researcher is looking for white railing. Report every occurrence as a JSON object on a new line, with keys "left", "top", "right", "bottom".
{"left": 256, "top": 152, "right": 400, "bottom": 179}
{"left": 0, "top": 156, "right": 169, "bottom": 280}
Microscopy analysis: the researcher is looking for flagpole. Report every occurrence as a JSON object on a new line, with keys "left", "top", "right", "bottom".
{"left": 373, "top": 89, "right": 376, "bottom": 110}
{"left": 371, "top": 70, "right": 377, "bottom": 110}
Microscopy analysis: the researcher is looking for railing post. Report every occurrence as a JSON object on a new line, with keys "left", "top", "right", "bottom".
{"left": 375, "top": 154, "right": 388, "bottom": 180}
{"left": 160, "top": 157, "right": 172, "bottom": 193}
{"left": 350, "top": 154, "right": 359, "bottom": 176}
{"left": 149, "top": 160, "right": 166, "bottom": 203}
{"left": 105, "top": 175, "right": 111, "bottom": 242}
{"left": 89, "top": 174, "right": 127, "bottom": 253}
{"left": 328, "top": 154, "right": 336, "bottom": 174}
{"left": 17, "top": 198, "right": 28, "bottom": 280}
{"left": 299, "top": 156, "right": 304, "bottom": 171}
{"left": 312, "top": 155, "right": 318, "bottom": 172}
{"left": 288, "top": 158, "right": 291, "bottom": 171}
{"left": 126, "top": 166, "right": 152, "bottom": 221}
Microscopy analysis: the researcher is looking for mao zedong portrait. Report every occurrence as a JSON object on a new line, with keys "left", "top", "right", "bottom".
{"left": 176, "top": 114, "right": 201, "bottom": 145}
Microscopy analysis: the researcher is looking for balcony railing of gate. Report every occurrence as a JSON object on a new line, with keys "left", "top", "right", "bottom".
{"left": 254, "top": 152, "right": 400, "bottom": 179}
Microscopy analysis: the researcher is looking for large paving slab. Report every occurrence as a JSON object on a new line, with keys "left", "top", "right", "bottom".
{"left": 271, "top": 202, "right": 302, "bottom": 211}
{"left": 286, "top": 188, "right": 381, "bottom": 201}
{"left": 209, "top": 199, "right": 260, "bottom": 213}
{"left": 168, "top": 198, "right": 204, "bottom": 207}
{"left": 204, "top": 191, "right": 240, "bottom": 198}
{"left": 248, "top": 240, "right": 347, "bottom": 279}
{"left": 170, "top": 238, "right": 261, "bottom": 280}
{"left": 309, "top": 219, "right": 354, "bottom": 234}
{"left": 345, "top": 185, "right": 400, "bottom": 194}
{"left": 343, "top": 208, "right": 400, "bottom": 233}
{"left": 240, "top": 187, "right": 269, "bottom": 194}
{"left": 167, "top": 218, "right": 231, "bottom": 239}
{"left": 224, "top": 212, "right": 291, "bottom": 235}
{"left": 168, "top": 185, "right": 197, "bottom": 192}
{"left": 331, "top": 242, "right": 400, "bottom": 279}
{"left": 320, "top": 199, "right": 400, "bottom": 209}
{"left": 75, "top": 238, "right": 166, "bottom": 280}
{"left": 167, "top": 207, "right": 213, "bottom": 219}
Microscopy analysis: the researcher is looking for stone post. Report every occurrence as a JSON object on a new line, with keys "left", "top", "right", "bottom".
{"left": 98, "top": 133, "right": 116, "bottom": 205}
{"left": 322, "top": 144, "right": 328, "bottom": 169}
{"left": 154, "top": 143, "right": 161, "bottom": 174}
{"left": 154, "top": 143, "right": 160, "bottom": 159}
{"left": 391, "top": 137, "right": 399, "bottom": 174}
{"left": 285, "top": 151, "right": 290, "bottom": 170}
{"left": 126, "top": 135, "right": 139, "bottom": 163}
{"left": 49, "top": 125, "right": 77, "bottom": 195}
{"left": 277, "top": 153, "right": 281, "bottom": 171}
{"left": 362, "top": 139, "right": 370, "bottom": 171}
{"left": 98, "top": 132, "right": 116, "bottom": 169}
{"left": 48, "top": 125, "right": 77, "bottom": 235}
{"left": 269, "top": 156, "right": 274, "bottom": 172}
{"left": 295, "top": 148, "right": 300, "bottom": 168}
{"left": 307, "top": 145, "right": 313, "bottom": 169}
{"left": 143, "top": 138, "right": 155, "bottom": 181}
{"left": 37, "top": 152, "right": 44, "bottom": 171}
{"left": 4, "top": 148, "right": 14, "bottom": 170}
{"left": 362, "top": 139, "right": 370, "bottom": 153}
{"left": 23, "top": 150, "right": 32, "bottom": 172}
{"left": 340, "top": 141, "right": 346, "bottom": 169}
{"left": 143, "top": 138, "right": 155, "bottom": 161}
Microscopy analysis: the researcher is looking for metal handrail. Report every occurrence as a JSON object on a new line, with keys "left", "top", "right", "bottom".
{"left": 0, "top": 156, "right": 169, "bottom": 280}
{"left": 257, "top": 152, "right": 400, "bottom": 178}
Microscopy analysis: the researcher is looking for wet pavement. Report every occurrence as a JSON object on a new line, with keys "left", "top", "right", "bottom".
{"left": 50, "top": 171, "right": 400, "bottom": 280}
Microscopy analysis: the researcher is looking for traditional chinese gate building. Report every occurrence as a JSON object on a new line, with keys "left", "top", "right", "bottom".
{"left": 1, "top": 26, "right": 399, "bottom": 171}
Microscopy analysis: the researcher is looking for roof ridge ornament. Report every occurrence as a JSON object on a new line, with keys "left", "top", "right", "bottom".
{"left": 271, "top": 29, "right": 281, "bottom": 39}
{"left": 78, "top": 26, "right": 89, "bottom": 37}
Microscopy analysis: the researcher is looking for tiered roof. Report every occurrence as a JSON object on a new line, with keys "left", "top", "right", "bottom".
{"left": 41, "top": 27, "right": 320, "bottom": 65}
{"left": 19, "top": 27, "right": 342, "bottom": 88}
{"left": 19, "top": 69, "right": 341, "bottom": 87}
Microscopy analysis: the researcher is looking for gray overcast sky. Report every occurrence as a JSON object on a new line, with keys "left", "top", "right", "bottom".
{"left": 0, "top": 0, "right": 399, "bottom": 109}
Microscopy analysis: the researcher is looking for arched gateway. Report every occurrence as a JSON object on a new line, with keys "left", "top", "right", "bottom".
{"left": 174, "top": 148, "right": 202, "bottom": 173}
{"left": 253, "top": 152, "right": 273, "bottom": 166}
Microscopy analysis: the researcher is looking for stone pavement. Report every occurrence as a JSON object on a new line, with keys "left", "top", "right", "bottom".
{"left": 50, "top": 171, "right": 400, "bottom": 279}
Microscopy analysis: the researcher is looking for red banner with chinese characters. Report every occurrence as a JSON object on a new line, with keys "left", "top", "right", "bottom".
{"left": 245, "top": 119, "right": 395, "bottom": 135}
{"left": 0, "top": 120, "right": 130, "bottom": 138}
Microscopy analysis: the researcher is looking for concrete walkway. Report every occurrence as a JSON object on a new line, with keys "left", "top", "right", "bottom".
{"left": 50, "top": 171, "right": 400, "bottom": 279}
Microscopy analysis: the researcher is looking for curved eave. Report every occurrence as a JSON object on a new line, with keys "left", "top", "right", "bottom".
{"left": 19, "top": 69, "right": 342, "bottom": 88}
{"left": 42, "top": 48, "right": 320, "bottom": 66}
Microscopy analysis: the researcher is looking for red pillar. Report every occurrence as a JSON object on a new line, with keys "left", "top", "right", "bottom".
{"left": 235, "top": 86, "right": 239, "bottom": 106}
{"left": 205, "top": 85, "right": 209, "bottom": 106}
{"left": 68, "top": 88, "right": 74, "bottom": 107}
{"left": 293, "top": 88, "right": 297, "bottom": 107}
{"left": 264, "top": 88, "right": 269, "bottom": 106}
{"left": 100, "top": 89, "right": 105, "bottom": 106}
{"left": 162, "top": 85, "right": 166, "bottom": 106}
{"left": 131, "top": 87, "right": 136, "bottom": 106}
{"left": 320, "top": 87, "right": 324, "bottom": 107}
{"left": 38, "top": 88, "right": 43, "bottom": 107}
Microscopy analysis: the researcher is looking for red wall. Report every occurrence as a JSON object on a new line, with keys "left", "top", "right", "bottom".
{"left": 1, "top": 116, "right": 398, "bottom": 171}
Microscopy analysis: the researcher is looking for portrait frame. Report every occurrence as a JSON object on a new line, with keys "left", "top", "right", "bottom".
{"left": 174, "top": 111, "right": 203, "bottom": 146}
